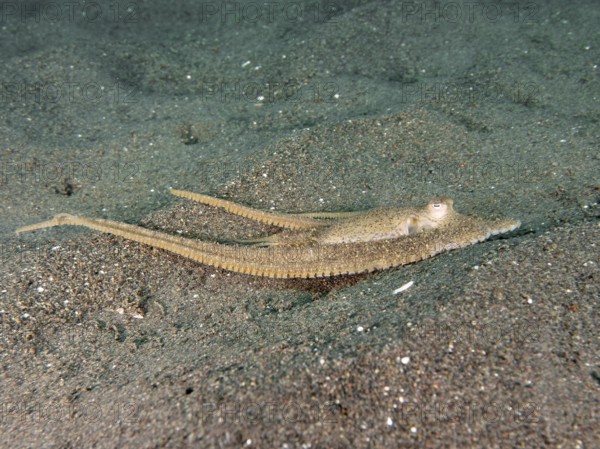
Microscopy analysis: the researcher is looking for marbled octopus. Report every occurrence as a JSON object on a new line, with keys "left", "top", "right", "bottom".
{"left": 16, "top": 189, "right": 520, "bottom": 278}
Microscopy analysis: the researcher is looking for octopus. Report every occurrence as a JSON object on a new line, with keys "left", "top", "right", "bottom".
{"left": 15, "top": 189, "right": 521, "bottom": 278}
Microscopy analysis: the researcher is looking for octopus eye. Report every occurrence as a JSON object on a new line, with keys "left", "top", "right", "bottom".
{"left": 428, "top": 201, "right": 448, "bottom": 219}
